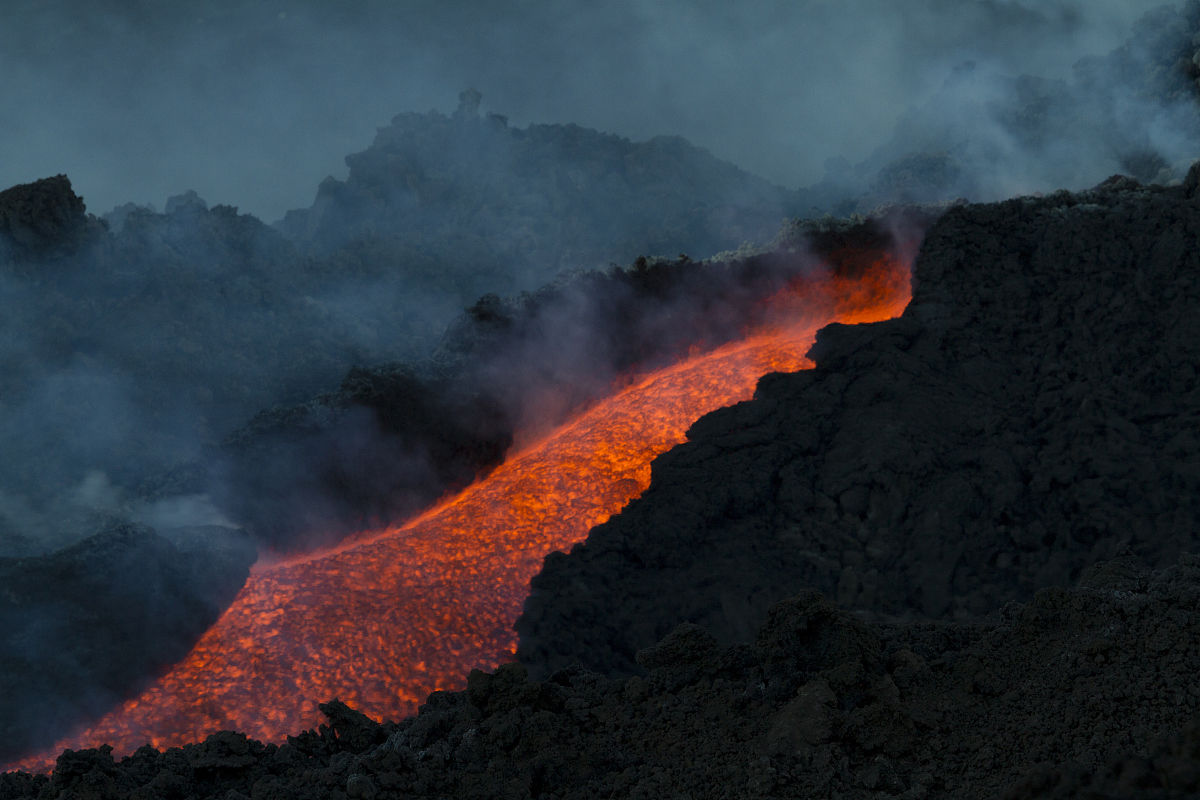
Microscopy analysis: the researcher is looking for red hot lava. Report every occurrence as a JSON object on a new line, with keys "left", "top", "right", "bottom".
{"left": 13, "top": 249, "right": 912, "bottom": 772}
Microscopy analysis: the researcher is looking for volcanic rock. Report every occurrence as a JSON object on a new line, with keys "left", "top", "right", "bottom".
{"left": 277, "top": 96, "right": 801, "bottom": 303}
{"left": 0, "top": 175, "right": 93, "bottom": 261}
{"left": 516, "top": 167, "right": 1200, "bottom": 678}
{"left": 6, "top": 557, "right": 1200, "bottom": 798}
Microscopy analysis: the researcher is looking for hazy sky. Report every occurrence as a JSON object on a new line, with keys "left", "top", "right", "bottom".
{"left": 1, "top": 0, "right": 1152, "bottom": 221}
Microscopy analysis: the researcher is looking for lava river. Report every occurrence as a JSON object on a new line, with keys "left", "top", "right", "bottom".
{"left": 15, "top": 251, "right": 912, "bottom": 771}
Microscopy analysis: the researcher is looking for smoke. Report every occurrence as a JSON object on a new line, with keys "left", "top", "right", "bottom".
{"left": 0, "top": 0, "right": 1162, "bottom": 221}
{"left": 2, "top": 1, "right": 1197, "bottom": 766}
{"left": 0, "top": 1, "right": 1193, "bottom": 559}
{"left": 831, "top": 3, "right": 1200, "bottom": 208}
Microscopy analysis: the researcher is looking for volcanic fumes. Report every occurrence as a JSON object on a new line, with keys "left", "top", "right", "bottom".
{"left": 14, "top": 245, "right": 913, "bottom": 771}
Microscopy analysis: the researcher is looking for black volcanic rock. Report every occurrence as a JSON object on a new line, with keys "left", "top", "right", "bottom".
{"left": 516, "top": 168, "right": 1200, "bottom": 678}
{"left": 6, "top": 558, "right": 1200, "bottom": 798}
{"left": 0, "top": 175, "right": 92, "bottom": 261}
{"left": 0, "top": 523, "right": 254, "bottom": 764}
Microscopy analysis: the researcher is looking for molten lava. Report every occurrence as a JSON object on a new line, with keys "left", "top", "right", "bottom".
{"left": 14, "top": 250, "right": 912, "bottom": 771}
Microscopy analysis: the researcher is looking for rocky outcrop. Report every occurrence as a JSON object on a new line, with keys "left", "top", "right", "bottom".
{"left": 5, "top": 557, "right": 1199, "bottom": 798}
{"left": 277, "top": 97, "right": 800, "bottom": 304}
{"left": 0, "top": 175, "right": 95, "bottom": 261}
{"left": 516, "top": 168, "right": 1200, "bottom": 678}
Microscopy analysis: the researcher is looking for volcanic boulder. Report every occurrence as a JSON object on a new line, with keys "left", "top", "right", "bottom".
{"left": 517, "top": 167, "right": 1200, "bottom": 677}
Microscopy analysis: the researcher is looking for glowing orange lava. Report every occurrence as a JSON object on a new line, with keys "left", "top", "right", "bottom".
{"left": 11, "top": 251, "right": 912, "bottom": 772}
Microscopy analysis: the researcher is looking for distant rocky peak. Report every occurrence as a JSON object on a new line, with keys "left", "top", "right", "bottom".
{"left": 164, "top": 189, "right": 209, "bottom": 216}
{"left": 0, "top": 174, "right": 89, "bottom": 259}
{"left": 455, "top": 87, "right": 482, "bottom": 118}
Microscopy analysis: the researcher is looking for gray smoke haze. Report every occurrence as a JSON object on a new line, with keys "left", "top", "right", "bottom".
{"left": 0, "top": 0, "right": 1195, "bottom": 561}
{"left": 3, "top": 1, "right": 1200, "bottom": 765}
{"left": 0, "top": 0, "right": 1154, "bottom": 221}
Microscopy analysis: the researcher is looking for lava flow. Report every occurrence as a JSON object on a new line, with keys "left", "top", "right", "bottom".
{"left": 13, "top": 249, "right": 912, "bottom": 772}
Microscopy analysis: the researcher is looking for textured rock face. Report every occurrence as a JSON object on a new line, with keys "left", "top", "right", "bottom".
{"left": 516, "top": 169, "right": 1200, "bottom": 678}
{"left": 0, "top": 175, "right": 90, "bottom": 259}
{"left": 5, "top": 559, "right": 1200, "bottom": 799}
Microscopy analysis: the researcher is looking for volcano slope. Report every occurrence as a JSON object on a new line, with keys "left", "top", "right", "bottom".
{"left": 6, "top": 175, "right": 1200, "bottom": 799}
{"left": 518, "top": 169, "right": 1200, "bottom": 678}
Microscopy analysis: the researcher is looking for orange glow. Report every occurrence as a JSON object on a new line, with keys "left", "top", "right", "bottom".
{"left": 9, "top": 250, "right": 912, "bottom": 773}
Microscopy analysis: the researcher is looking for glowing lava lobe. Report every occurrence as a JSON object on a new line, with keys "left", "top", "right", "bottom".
{"left": 15, "top": 251, "right": 912, "bottom": 771}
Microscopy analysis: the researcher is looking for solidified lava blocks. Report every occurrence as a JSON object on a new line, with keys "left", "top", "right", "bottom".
{"left": 517, "top": 167, "right": 1200, "bottom": 678}
{"left": 8, "top": 557, "right": 1200, "bottom": 798}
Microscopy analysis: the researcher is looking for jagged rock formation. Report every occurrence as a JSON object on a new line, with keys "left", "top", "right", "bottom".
{"left": 277, "top": 94, "right": 800, "bottom": 303}
{"left": 4, "top": 558, "right": 1199, "bottom": 798}
{"left": 517, "top": 168, "right": 1200, "bottom": 678}
{"left": 0, "top": 523, "right": 254, "bottom": 764}
{"left": 0, "top": 175, "right": 96, "bottom": 261}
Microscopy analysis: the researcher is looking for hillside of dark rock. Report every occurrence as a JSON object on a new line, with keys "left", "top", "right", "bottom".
{"left": 5, "top": 557, "right": 1199, "bottom": 799}
{"left": 0, "top": 175, "right": 100, "bottom": 261}
{"left": 517, "top": 168, "right": 1200, "bottom": 679}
